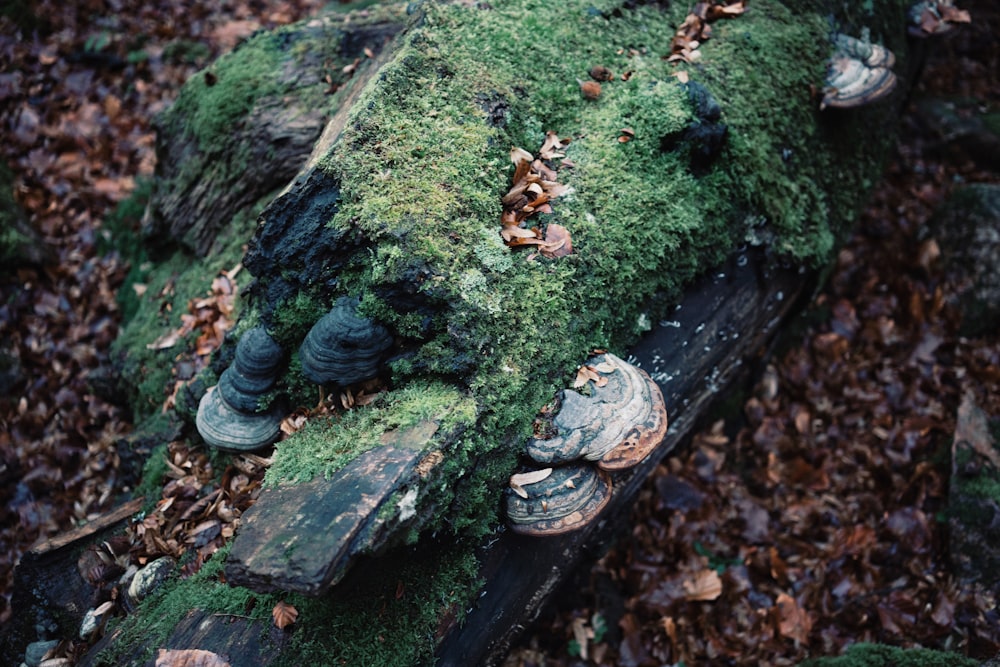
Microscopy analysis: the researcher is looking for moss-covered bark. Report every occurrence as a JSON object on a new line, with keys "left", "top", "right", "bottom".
{"left": 100, "top": 0, "right": 913, "bottom": 664}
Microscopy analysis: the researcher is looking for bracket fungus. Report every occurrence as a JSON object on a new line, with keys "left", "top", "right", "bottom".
{"left": 217, "top": 326, "right": 284, "bottom": 413}
{"left": 821, "top": 34, "right": 897, "bottom": 110}
{"left": 196, "top": 326, "right": 286, "bottom": 451}
{"left": 525, "top": 353, "right": 668, "bottom": 471}
{"left": 908, "top": 1, "right": 971, "bottom": 37}
{"left": 299, "top": 296, "right": 394, "bottom": 387}
{"left": 505, "top": 464, "right": 612, "bottom": 536}
{"left": 196, "top": 385, "right": 285, "bottom": 451}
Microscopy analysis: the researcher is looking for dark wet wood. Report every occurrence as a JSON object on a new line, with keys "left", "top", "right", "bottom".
{"left": 143, "top": 15, "right": 404, "bottom": 257}
{"left": 78, "top": 608, "right": 290, "bottom": 667}
{"left": 0, "top": 497, "right": 145, "bottom": 667}
{"left": 225, "top": 440, "right": 428, "bottom": 595}
{"left": 435, "top": 248, "right": 816, "bottom": 667}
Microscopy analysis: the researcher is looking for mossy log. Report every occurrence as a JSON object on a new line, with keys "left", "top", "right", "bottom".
{"left": 64, "top": 0, "right": 926, "bottom": 664}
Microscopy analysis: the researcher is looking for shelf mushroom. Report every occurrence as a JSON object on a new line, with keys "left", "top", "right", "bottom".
{"left": 299, "top": 296, "right": 394, "bottom": 388}
{"left": 821, "top": 34, "right": 897, "bottom": 110}
{"left": 196, "top": 326, "right": 286, "bottom": 451}
{"left": 505, "top": 464, "right": 613, "bottom": 536}
{"left": 908, "top": 1, "right": 971, "bottom": 37}
{"left": 525, "top": 353, "right": 668, "bottom": 471}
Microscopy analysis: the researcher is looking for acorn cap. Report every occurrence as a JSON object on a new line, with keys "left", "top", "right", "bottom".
{"left": 218, "top": 327, "right": 284, "bottom": 413}
{"left": 299, "top": 296, "right": 393, "bottom": 387}
{"left": 196, "top": 386, "right": 284, "bottom": 451}
{"left": 526, "top": 353, "right": 668, "bottom": 471}
{"left": 505, "top": 464, "right": 612, "bottom": 536}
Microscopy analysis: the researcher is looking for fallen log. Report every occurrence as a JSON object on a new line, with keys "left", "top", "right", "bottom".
{"left": 7, "top": 0, "right": 922, "bottom": 664}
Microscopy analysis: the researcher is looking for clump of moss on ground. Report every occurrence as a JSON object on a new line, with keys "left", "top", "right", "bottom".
{"left": 802, "top": 643, "right": 978, "bottom": 667}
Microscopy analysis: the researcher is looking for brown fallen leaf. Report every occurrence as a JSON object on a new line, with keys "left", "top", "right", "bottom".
{"left": 539, "top": 223, "right": 573, "bottom": 259}
{"left": 510, "top": 468, "right": 553, "bottom": 498}
{"left": 774, "top": 592, "right": 812, "bottom": 644}
{"left": 272, "top": 600, "right": 299, "bottom": 629}
{"left": 682, "top": 568, "right": 723, "bottom": 601}
{"left": 155, "top": 648, "right": 231, "bottom": 667}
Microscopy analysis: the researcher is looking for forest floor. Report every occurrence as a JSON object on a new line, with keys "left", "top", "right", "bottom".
{"left": 1, "top": 1, "right": 999, "bottom": 666}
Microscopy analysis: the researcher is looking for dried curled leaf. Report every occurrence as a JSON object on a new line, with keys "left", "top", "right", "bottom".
{"left": 272, "top": 600, "right": 299, "bottom": 629}
{"left": 501, "top": 134, "right": 575, "bottom": 258}
{"left": 510, "top": 467, "right": 554, "bottom": 498}
{"left": 573, "top": 363, "right": 614, "bottom": 388}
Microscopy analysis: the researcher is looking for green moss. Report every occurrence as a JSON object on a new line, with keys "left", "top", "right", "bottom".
{"left": 97, "top": 539, "right": 479, "bottom": 667}
{"left": 802, "top": 643, "right": 978, "bottom": 667}
{"left": 266, "top": 380, "right": 477, "bottom": 483}
{"left": 110, "top": 194, "right": 267, "bottom": 420}
{"left": 133, "top": 443, "right": 170, "bottom": 509}
{"left": 290, "top": 0, "right": 905, "bottom": 535}
{"left": 107, "top": 0, "right": 911, "bottom": 662}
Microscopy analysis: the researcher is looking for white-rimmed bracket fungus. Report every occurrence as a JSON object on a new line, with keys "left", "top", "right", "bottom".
{"left": 505, "top": 463, "right": 613, "bottom": 536}
{"left": 196, "top": 326, "right": 286, "bottom": 451}
{"left": 298, "top": 296, "right": 394, "bottom": 387}
{"left": 821, "top": 34, "right": 898, "bottom": 110}
{"left": 525, "top": 353, "right": 668, "bottom": 471}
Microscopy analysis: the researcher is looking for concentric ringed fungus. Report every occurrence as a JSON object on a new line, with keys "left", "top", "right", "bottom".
{"left": 196, "top": 386, "right": 284, "bottom": 451}
{"left": 217, "top": 326, "right": 284, "bottom": 413}
{"left": 196, "top": 326, "right": 286, "bottom": 451}
{"left": 821, "top": 34, "right": 897, "bottom": 110}
{"left": 299, "top": 296, "right": 394, "bottom": 387}
{"left": 526, "top": 353, "right": 668, "bottom": 471}
{"left": 505, "top": 464, "right": 612, "bottom": 536}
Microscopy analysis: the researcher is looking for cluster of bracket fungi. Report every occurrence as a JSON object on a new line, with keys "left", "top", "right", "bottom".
{"left": 505, "top": 353, "right": 668, "bottom": 537}
{"left": 195, "top": 297, "right": 393, "bottom": 451}
{"left": 822, "top": 1, "right": 968, "bottom": 110}
{"left": 196, "top": 326, "right": 286, "bottom": 451}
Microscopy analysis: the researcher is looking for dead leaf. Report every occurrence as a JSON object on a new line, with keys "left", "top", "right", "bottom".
{"left": 774, "top": 592, "right": 811, "bottom": 644}
{"left": 571, "top": 616, "right": 590, "bottom": 659}
{"left": 683, "top": 568, "right": 722, "bottom": 601}
{"left": 510, "top": 468, "right": 553, "bottom": 498}
{"left": 272, "top": 600, "right": 299, "bottom": 629}
{"left": 155, "top": 648, "right": 231, "bottom": 667}
{"left": 539, "top": 224, "right": 573, "bottom": 259}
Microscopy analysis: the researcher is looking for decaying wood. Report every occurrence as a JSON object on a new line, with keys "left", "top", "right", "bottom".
{"left": 142, "top": 13, "right": 404, "bottom": 257}
{"left": 0, "top": 497, "right": 145, "bottom": 667}
{"left": 435, "top": 248, "right": 814, "bottom": 666}
{"left": 225, "top": 428, "right": 438, "bottom": 595}
{"left": 79, "top": 608, "right": 290, "bottom": 667}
